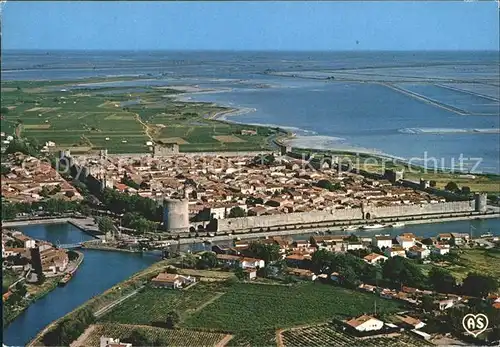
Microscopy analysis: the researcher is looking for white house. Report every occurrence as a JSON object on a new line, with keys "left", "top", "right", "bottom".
{"left": 240, "top": 257, "right": 265, "bottom": 269}
{"left": 437, "top": 298, "right": 456, "bottom": 311}
{"left": 384, "top": 246, "right": 406, "bottom": 258}
{"left": 397, "top": 315, "right": 426, "bottom": 330}
{"left": 363, "top": 253, "right": 388, "bottom": 265}
{"left": 346, "top": 242, "right": 365, "bottom": 251}
{"left": 432, "top": 244, "right": 450, "bottom": 256}
{"left": 100, "top": 337, "right": 132, "bottom": 347}
{"left": 407, "top": 246, "right": 430, "bottom": 259}
{"left": 151, "top": 272, "right": 196, "bottom": 289}
{"left": 345, "top": 315, "right": 384, "bottom": 332}
{"left": 451, "top": 233, "right": 470, "bottom": 246}
{"left": 396, "top": 233, "right": 415, "bottom": 250}
{"left": 372, "top": 235, "right": 393, "bottom": 249}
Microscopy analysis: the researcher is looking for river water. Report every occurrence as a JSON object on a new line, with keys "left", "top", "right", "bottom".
{"left": 3, "top": 223, "right": 160, "bottom": 347}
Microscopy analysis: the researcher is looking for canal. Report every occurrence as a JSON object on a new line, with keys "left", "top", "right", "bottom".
{"left": 3, "top": 223, "right": 160, "bottom": 346}
{"left": 3, "top": 218, "right": 499, "bottom": 346}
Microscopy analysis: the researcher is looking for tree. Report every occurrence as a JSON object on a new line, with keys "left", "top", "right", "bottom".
{"left": 429, "top": 267, "right": 457, "bottom": 294}
{"left": 461, "top": 272, "right": 498, "bottom": 298}
{"left": 421, "top": 295, "right": 435, "bottom": 313}
{"left": 234, "top": 267, "right": 246, "bottom": 280}
{"left": 346, "top": 234, "right": 359, "bottom": 242}
{"left": 429, "top": 180, "right": 437, "bottom": 187}
{"left": 249, "top": 242, "right": 281, "bottom": 263}
{"left": 98, "top": 216, "right": 115, "bottom": 235}
{"left": 181, "top": 253, "right": 197, "bottom": 269}
{"left": 228, "top": 206, "right": 247, "bottom": 218}
{"left": 445, "top": 181, "right": 459, "bottom": 192}
{"left": 196, "top": 252, "right": 218, "bottom": 269}
{"left": 165, "top": 310, "right": 180, "bottom": 329}
{"left": 1, "top": 164, "right": 11, "bottom": 175}
{"left": 382, "top": 256, "right": 425, "bottom": 288}
{"left": 15, "top": 282, "right": 27, "bottom": 298}
{"left": 315, "top": 179, "right": 341, "bottom": 192}
{"left": 461, "top": 186, "right": 471, "bottom": 195}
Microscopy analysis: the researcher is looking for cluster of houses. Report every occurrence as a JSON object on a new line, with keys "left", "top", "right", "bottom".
{"left": 342, "top": 313, "right": 431, "bottom": 340}
{"left": 1, "top": 153, "right": 82, "bottom": 204}
{"left": 2, "top": 230, "right": 69, "bottom": 278}
{"left": 69, "top": 152, "right": 444, "bottom": 221}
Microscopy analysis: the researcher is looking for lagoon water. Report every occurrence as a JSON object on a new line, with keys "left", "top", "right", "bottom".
{"left": 3, "top": 224, "right": 159, "bottom": 347}
{"left": 2, "top": 50, "right": 499, "bottom": 173}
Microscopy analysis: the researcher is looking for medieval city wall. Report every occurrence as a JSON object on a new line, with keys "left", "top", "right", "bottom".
{"left": 216, "top": 200, "right": 475, "bottom": 231}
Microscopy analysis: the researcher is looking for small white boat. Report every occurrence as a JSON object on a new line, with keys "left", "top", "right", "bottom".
{"left": 390, "top": 222, "right": 405, "bottom": 228}
{"left": 480, "top": 233, "right": 493, "bottom": 238}
{"left": 361, "top": 223, "right": 386, "bottom": 230}
{"left": 343, "top": 225, "right": 360, "bottom": 231}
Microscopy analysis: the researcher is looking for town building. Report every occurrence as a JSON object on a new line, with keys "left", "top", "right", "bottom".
{"left": 100, "top": 337, "right": 132, "bottom": 347}
{"left": 344, "top": 315, "right": 385, "bottom": 332}
{"left": 372, "top": 235, "right": 393, "bottom": 249}
{"left": 407, "top": 246, "right": 430, "bottom": 259}
{"left": 384, "top": 246, "right": 406, "bottom": 258}
{"left": 150, "top": 272, "right": 195, "bottom": 289}
{"left": 363, "top": 253, "right": 388, "bottom": 265}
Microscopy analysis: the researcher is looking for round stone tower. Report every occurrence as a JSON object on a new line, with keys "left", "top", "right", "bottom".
{"left": 163, "top": 198, "right": 189, "bottom": 232}
{"left": 474, "top": 193, "right": 487, "bottom": 213}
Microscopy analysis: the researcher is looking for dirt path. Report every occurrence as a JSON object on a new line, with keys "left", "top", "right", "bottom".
{"left": 185, "top": 292, "right": 225, "bottom": 316}
{"left": 70, "top": 324, "right": 96, "bottom": 347}
{"left": 134, "top": 113, "right": 154, "bottom": 142}
{"left": 94, "top": 286, "right": 144, "bottom": 318}
{"left": 275, "top": 329, "right": 285, "bottom": 347}
{"left": 215, "top": 334, "right": 234, "bottom": 347}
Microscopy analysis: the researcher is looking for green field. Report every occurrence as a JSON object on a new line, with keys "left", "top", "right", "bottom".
{"left": 99, "top": 285, "right": 219, "bottom": 324}
{"left": 184, "top": 282, "right": 402, "bottom": 332}
{"left": 80, "top": 323, "right": 230, "bottom": 347}
{"left": 99, "top": 281, "right": 403, "bottom": 346}
{"left": 443, "top": 248, "right": 500, "bottom": 282}
{"left": 1, "top": 78, "right": 276, "bottom": 153}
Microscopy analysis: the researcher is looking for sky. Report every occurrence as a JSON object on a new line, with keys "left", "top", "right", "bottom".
{"left": 3, "top": 1, "right": 499, "bottom": 51}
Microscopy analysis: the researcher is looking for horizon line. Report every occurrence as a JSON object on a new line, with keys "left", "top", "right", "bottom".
{"left": 2, "top": 48, "right": 499, "bottom": 53}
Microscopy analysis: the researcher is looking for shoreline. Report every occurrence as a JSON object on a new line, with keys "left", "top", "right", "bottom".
{"left": 2, "top": 217, "right": 103, "bottom": 239}
{"left": 175, "top": 212, "right": 500, "bottom": 245}
{"left": 177, "top": 85, "right": 500, "bottom": 175}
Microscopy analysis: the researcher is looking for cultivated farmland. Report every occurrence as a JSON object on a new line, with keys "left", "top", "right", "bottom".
{"left": 280, "top": 322, "right": 432, "bottom": 347}
{"left": 99, "top": 285, "right": 219, "bottom": 325}
{"left": 184, "top": 282, "right": 403, "bottom": 346}
{"left": 79, "top": 323, "right": 231, "bottom": 347}
{"left": 1, "top": 78, "right": 276, "bottom": 154}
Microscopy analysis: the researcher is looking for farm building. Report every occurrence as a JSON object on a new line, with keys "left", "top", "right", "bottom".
{"left": 100, "top": 336, "right": 131, "bottom": 347}
{"left": 396, "top": 315, "right": 426, "bottom": 330}
{"left": 286, "top": 268, "right": 317, "bottom": 281}
{"left": 150, "top": 272, "right": 196, "bottom": 289}
{"left": 243, "top": 268, "right": 257, "bottom": 280}
{"left": 363, "top": 253, "right": 388, "bottom": 264}
{"left": 344, "top": 314, "right": 384, "bottom": 332}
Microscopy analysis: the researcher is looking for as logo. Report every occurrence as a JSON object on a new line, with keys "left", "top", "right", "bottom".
{"left": 462, "top": 313, "right": 489, "bottom": 338}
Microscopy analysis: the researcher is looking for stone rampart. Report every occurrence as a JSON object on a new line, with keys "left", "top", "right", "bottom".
{"left": 216, "top": 200, "right": 475, "bottom": 231}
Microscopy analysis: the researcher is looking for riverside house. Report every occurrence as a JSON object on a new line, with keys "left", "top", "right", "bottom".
{"left": 151, "top": 272, "right": 196, "bottom": 289}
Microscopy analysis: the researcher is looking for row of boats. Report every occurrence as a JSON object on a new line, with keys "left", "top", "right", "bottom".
{"left": 342, "top": 222, "right": 406, "bottom": 232}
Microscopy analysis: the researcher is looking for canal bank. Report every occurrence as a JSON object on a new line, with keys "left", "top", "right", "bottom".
{"left": 2, "top": 223, "right": 160, "bottom": 347}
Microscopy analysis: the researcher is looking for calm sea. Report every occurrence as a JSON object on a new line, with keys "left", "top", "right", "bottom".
{"left": 2, "top": 50, "right": 499, "bottom": 173}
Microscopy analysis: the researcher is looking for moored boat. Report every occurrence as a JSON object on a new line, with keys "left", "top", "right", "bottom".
{"left": 361, "top": 223, "right": 386, "bottom": 230}
{"left": 390, "top": 222, "right": 405, "bottom": 228}
{"left": 58, "top": 274, "right": 72, "bottom": 286}
{"left": 342, "top": 225, "right": 360, "bottom": 231}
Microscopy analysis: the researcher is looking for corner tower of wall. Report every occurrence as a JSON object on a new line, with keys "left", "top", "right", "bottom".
{"left": 474, "top": 193, "right": 487, "bottom": 213}
{"left": 163, "top": 198, "right": 189, "bottom": 232}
